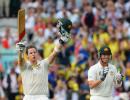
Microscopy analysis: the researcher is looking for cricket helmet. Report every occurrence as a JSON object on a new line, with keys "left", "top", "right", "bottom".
{"left": 98, "top": 45, "right": 112, "bottom": 57}
{"left": 57, "top": 18, "right": 72, "bottom": 36}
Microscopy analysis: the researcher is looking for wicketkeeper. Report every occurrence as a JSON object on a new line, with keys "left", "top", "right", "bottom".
{"left": 16, "top": 18, "right": 72, "bottom": 100}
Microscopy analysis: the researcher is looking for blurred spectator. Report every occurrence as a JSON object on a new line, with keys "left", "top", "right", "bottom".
{"left": 44, "top": 23, "right": 57, "bottom": 40}
{"left": 0, "top": 86, "right": 6, "bottom": 100}
{"left": 81, "top": 3, "right": 95, "bottom": 31}
{"left": 33, "top": 28, "right": 46, "bottom": 58}
{"left": 43, "top": 0, "right": 55, "bottom": 13}
{"left": 54, "top": 79, "right": 67, "bottom": 100}
{"left": 9, "top": 0, "right": 21, "bottom": 17}
{"left": 48, "top": 69, "right": 57, "bottom": 89}
{"left": 67, "top": 76, "right": 79, "bottom": 100}
{"left": 56, "top": 0, "right": 64, "bottom": 11}
{"left": 21, "top": 0, "right": 33, "bottom": 13}
{"left": 0, "top": 0, "right": 10, "bottom": 17}
{"left": 1, "top": 27, "right": 15, "bottom": 49}
{"left": 0, "top": 63, "right": 4, "bottom": 73}
{"left": 2, "top": 68, "right": 19, "bottom": 100}
{"left": 79, "top": 79, "right": 90, "bottom": 100}
{"left": 43, "top": 36, "right": 55, "bottom": 58}
{"left": 124, "top": 61, "right": 130, "bottom": 92}
{"left": 34, "top": 17, "right": 46, "bottom": 33}
{"left": 57, "top": 44, "right": 71, "bottom": 66}
{"left": 56, "top": 7, "right": 72, "bottom": 19}
{"left": 124, "top": 40, "right": 130, "bottom": 62}
{"left": 70, "top": 8, "right": 80, "bottom": 24}
{"left": 0, "top": 63, "right": 5, "bottom": 100}
{"left": 66, "top": 0, "right": 76, "bottom": 10}
{"left": 25, "top": 7, "right": 35, "bottom": 42}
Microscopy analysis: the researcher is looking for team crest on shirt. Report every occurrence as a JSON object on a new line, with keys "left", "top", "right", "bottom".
{"left": 110, "top": 71, "right": 114, "bottom": 76}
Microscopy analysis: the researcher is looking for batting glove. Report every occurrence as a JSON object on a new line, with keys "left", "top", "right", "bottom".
{"left": 100, "top": 67, "right": 109, "bottom": 81}
{"left": 16, "top": 41, "right": 26, "bottom": 52}
{"left": 115, "top": 72, "right": 123, "bottom": 84}
{"left": 59, "top": 35, "right": 70, "bottom": 45}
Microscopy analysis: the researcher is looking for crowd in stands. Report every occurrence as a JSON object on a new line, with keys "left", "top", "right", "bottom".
{"left": 0, "top": 0, "right": 130, "bottom": 100}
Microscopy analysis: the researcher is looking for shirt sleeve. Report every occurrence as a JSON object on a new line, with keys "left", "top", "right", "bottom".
{"left": 42, "top": 58, "right": 49, "bottom": 68}
{"left": 88, "top": 67, "right": 96, "bottom": 81}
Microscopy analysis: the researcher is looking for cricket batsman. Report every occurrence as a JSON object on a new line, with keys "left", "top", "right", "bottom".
{"left": 88, "top": 46, "right": 123, "bottom": 100}
{"left": 16, "top": 18, "right": 72, "bottom": 100}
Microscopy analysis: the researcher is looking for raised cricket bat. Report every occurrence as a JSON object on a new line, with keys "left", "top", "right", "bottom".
{"left": 16, "top": 9, "right": 26, "bottom": 43}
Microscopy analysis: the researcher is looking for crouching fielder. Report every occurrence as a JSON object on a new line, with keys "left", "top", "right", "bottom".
{"left": 16, "top": 18, "right": 72, "bottom": 100}
{"left": 88, "top": 46, "right": 123, "bottom": 100}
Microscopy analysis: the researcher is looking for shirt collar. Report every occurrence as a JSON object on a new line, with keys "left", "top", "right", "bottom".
{"left": 27, "top": 60, "right": 41, "bottom": 69}
{"left": 98, "top": 61, "right": 109, "bottom": 68}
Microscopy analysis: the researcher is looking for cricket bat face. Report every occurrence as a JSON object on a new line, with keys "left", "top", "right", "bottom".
{"left": 17, "top": 9, "right": 26, "bottom": 43}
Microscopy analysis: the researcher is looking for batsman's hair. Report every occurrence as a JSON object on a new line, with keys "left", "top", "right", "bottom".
{"left": 26, "top": 45, "right": 37, "bottom": 55}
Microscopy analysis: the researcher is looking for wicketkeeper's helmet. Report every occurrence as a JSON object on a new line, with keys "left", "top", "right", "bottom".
{"left": 98, "top": 45, "right": 112, "bottom": 58}
{"left": 57, "top": 18, "right": 72, "bottom": 36}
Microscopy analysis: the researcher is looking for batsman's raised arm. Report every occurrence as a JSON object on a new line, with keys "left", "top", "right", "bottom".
{"left": 18, "top": 51, "right": 25, "bottom": 67}
{"left": 16, "top": 42, "right": 26, "bottom": 68}
{"left": 47, "top": 18, "right": 72, "bottom": 64}
{"left": 47, "top": 43, "right": 62, "bottom": 64}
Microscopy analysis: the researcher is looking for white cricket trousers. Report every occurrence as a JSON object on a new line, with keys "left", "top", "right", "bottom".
{"left": 23, "top": 95, "right": 49, "bottom": 100}
{"left": 90, "top": 95, "right": 113, "bottom": 100}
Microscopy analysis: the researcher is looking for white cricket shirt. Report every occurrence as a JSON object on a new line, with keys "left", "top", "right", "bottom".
{"left": 88, "top": 62, "right": 117, "bottom": 96}
{"left": 20, "top": 59, "right": 49, "bottom": 96}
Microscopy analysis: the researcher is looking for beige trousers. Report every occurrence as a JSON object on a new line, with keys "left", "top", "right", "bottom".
{"left": 23, "top": 95, "right": 49, "bottom": 100}
{"left": 90, "top": 95, "right": 113, "bottom": 100}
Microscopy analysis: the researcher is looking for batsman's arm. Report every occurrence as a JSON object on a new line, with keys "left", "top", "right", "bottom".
{"left": 47, "top": 18, "right": 72, "bottom": 64}
{"left": 16, "top": 42, "right": 26, "bottom": 68}
{"left": 18, "top": 51, "right": 25, "bottom": 67}
{"left": 47, "top": 43, "right": 62, "bottom": 64}
{"left": 88, "top": 80, "right": 102, "bottom": 89}
{"left": 88, "top": 67, "right": 105, "bottom": 89}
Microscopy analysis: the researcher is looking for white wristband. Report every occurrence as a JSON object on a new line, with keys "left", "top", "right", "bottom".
{"left": 54, "top": 46, "right": 60, "bottom": 53}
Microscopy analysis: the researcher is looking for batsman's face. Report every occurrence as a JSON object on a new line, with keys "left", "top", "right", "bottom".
{"left": 28, "top": 48, "right": 38, "bottom": 62}
{"left": 100, "top": 54, "right": 110, "bottom": 63}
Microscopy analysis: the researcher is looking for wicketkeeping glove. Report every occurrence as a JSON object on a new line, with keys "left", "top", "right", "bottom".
{"left": 16, "top": 41, "right": 26, "bottom": 52}
{"left": 100, "top": 67, "right": 109, "bottom": 81}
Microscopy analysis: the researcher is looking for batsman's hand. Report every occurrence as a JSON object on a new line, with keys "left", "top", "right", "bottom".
{"left": 100, "top": 67, "right": 109, "bottom": 81}
{"left": 115, "top": 71, "right": 123, "bottom": 84}
{"left": 16, "top": 41, "right": 26, "bottom": 52}
{"left": 59, "top": 34, "right": 70, "bottom": 45}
